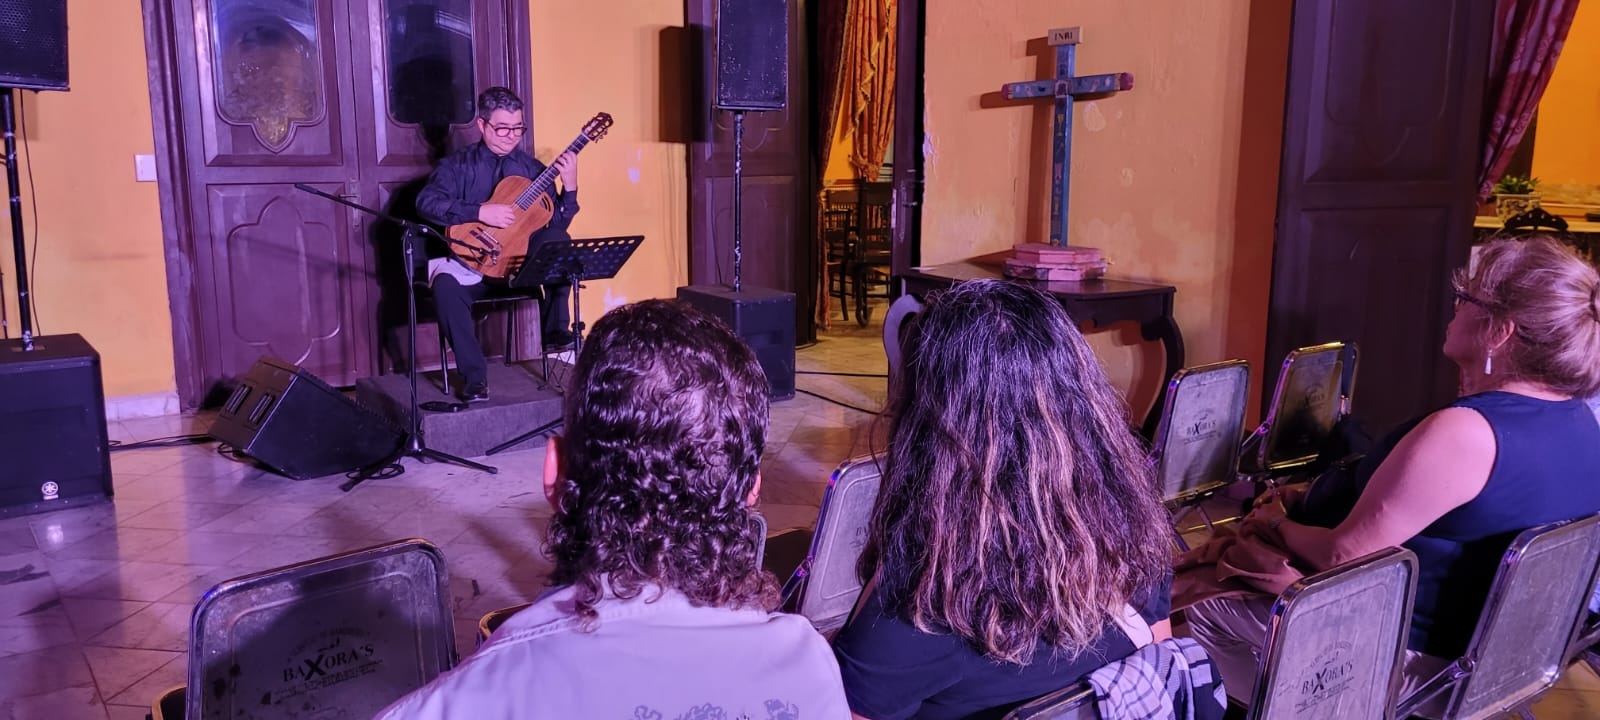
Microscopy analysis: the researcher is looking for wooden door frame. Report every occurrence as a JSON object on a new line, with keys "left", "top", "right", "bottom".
{"left": 140, "top": 0, "right": 532, "bottom": 408}
{"left": 889, "top": 0, "right": 923, "bottom": 281}
{"left": 140, "top": 0, "right": 204, "bottom": 407}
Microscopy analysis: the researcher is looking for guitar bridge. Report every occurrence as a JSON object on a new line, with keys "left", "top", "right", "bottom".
{"left": 469, "top": 228, "right": 503, "bottom": 265}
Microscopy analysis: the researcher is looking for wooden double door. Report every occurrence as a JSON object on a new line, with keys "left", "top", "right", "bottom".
{"left": 144, "top": 0, "right": 531, "bottom": 406}
{"left": 1268, "top": 0, "right": 1491, "bottom": 433}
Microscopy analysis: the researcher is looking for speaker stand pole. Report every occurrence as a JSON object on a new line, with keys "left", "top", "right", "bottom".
{"left": 331, "top": 226, "right": 497, "bottom": 490}
{"left": 732, "top": 109, "right": 744, "bottom": 292}
{"left": 3, "top": 88, "right": 34, "bottom": 350}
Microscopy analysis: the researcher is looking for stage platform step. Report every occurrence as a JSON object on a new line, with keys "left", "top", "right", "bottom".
{"left": 355, "top": 361, "right": 568, "bottom": 459}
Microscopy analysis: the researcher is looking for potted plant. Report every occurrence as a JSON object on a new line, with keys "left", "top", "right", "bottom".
{"left": 1493, "top": 174, "right": 1541, "bottom": 220}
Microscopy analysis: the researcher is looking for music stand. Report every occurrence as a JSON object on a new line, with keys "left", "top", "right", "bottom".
{"left": 291, "top": 184, "right": 499, "bottom": 490}
{"left": 487, "top": 235, "right": 644, "bottom": 456}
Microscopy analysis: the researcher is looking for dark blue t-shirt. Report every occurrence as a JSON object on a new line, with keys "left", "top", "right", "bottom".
{"left": 831, "top": 572, "right": 1172, "bottom": 720}
{"left": 1404, "top": 392, "right": 1600, "bottom": 658}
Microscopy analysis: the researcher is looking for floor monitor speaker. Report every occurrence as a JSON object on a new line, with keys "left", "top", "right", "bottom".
{"left": 209, "top": 358, "right": 404, "bottom": 480}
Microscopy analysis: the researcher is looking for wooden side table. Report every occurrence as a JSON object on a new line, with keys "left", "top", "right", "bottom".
{"left": 899, "top": 251, "right": 1185, "bottom": 438}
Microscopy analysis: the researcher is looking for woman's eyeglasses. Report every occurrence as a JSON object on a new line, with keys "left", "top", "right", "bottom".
{"left": 1453, "top": 288, "right": 1492, "bottom": 310}
{"left": 487, "top": 124, "right": 526, "bottom": 138}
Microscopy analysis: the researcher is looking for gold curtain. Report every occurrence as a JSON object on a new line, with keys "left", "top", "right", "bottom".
{"left": 843, "top": 0, "right": 896, "bottom": 181}
{"left": 816, "top": 0, "right": 897, "bottom": 328}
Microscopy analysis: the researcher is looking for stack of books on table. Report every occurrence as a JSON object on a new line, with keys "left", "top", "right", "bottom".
{"left": 1002, "top": 243, "right": 1108, "bottom": 281}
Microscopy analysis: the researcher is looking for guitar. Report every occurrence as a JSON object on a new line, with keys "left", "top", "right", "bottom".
{"left": 446, "top": 112, "right": 614, "bottom": 279}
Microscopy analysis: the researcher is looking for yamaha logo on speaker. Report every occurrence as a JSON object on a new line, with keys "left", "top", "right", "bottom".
{"left": 40, "top": 482, "right": 59, "bottom": 501}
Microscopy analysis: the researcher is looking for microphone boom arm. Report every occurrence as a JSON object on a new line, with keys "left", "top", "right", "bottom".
{"left": 292, "top": 183, "right": 490, "bottom": 263}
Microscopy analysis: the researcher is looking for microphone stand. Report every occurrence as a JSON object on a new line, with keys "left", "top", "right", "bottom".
{"left": 292, "top": 184, "right": 497, "bottom": 490}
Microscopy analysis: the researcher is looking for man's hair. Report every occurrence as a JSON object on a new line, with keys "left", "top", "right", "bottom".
{"left": 1456, "top": 234, "right": 1600, "bottom": 397}
{"left": 545, "top": 299, "right": 776, "bottom": 623}
{"left": 861, "top": 279, "right": 1173, "bottom": 665}
{"left": 476, "top": 86, "right": 523, "bottom": 121}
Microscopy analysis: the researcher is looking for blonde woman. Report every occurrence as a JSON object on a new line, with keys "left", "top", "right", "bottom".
{"left": 1187, "top": 235, "right": 1600, "bottom": 704}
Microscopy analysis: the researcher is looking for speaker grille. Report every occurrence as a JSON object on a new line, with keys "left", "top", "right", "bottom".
{"left": 0, "top": 0, "right": 69, "bottom": 91}
{"left": 715, "top": 0, "right": 787, "bottom": 111}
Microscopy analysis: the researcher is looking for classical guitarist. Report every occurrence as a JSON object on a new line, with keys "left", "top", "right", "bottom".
{"left": 416, "top": 87, "right": 579, "bottom": 403}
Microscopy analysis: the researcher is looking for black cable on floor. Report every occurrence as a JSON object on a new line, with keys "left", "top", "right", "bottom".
{"left": 797, "top": 370, "right": 888, "bottom": 379}
{"left": 797, "top": 388, "right": 881, "bottom": 415}
{"left": 109, "top": 434, "right": 214, "bottom": 452}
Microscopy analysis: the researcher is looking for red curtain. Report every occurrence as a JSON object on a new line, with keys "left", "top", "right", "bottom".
{"left": 815, "top": 0, "right": 851, "bottom": 179}
{"left": 844, "top": 0, "right": 897, "bottom": 181}
{"left": 814, "top": 0, "right": 847, "bottom": 327}
{"left": 1476, "top": 0, "right": 1579, "bottom": 203}
{"left": 813, "top": 0, "right": 898, "bottom": 327}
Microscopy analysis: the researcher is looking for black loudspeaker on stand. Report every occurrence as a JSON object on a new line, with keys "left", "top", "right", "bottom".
{"left": 0, "top": 0, "right": 70, "bottom": 91}
{"left": 687, "top": 0, "right": 797, "bottom": 400}
{"left": 715, "top": 0, "right": 787, "bottom": 112}
{"left": 0, "top": 28, "right": 108, "bottom": 517}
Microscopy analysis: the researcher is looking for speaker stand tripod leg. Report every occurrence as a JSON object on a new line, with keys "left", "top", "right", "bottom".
{"left": 485, "top": 418, "right": 563, "bottom": 456}
{"left": 343, "top": 433, "right": 499, "bottom": 492}
{"left": 417, "top": 445, "right": 497, "bottom": 473}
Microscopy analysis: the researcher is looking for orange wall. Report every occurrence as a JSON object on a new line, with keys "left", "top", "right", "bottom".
{"left": 1532, "top": 0, "right": 1600, "bottom": 186}
{"left": 527, "top": 2, "right": 690, "bottom": 324}
{"left": 922, "top": 0, "right": 1289, "bottom": 420}
{"left": 0, "top": 1, "right": 173, "bottom": 400}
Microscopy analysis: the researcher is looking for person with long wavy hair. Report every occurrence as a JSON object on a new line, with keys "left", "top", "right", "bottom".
{"left": 379, "top": 299, "right": 849, "bottom": 720}
{"left": 832, "top": 279, "right": 1177, "bottom": 719}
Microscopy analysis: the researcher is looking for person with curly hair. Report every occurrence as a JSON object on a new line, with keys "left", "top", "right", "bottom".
{"left": 832, "top": 279, "right": 1180, "bottom": 719}
{"left": 378, "top": 299, "right": 849, "bottom": 719}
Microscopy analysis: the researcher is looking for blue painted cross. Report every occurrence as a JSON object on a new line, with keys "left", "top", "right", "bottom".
{"left": 1001, "top": 27, "right": 1133, "bottom": 247}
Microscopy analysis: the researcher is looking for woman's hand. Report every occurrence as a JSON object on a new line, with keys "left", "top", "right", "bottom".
{"left": 1252, "top": 483, "right": 1309, "bottom": 514}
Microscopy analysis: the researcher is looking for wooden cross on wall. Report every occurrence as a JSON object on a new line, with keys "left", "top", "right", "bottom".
{"left": 1001, "top": 27, "right": 1133, "bottom": 247}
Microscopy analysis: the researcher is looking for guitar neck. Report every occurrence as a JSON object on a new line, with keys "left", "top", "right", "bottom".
{"left": 516, "top": 134, "right": 592, "bottom": 210}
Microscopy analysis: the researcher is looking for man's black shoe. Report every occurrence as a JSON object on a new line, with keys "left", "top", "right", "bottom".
{"left": 543, "top": 330, "right": 576, "bottom": 352}
{"left": 460, "top": 381, "right": 489, "bottom": 403}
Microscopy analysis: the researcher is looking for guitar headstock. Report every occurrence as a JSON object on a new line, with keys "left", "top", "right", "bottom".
{"left": 583, "top": 113, "right": 614, "bottom": 142}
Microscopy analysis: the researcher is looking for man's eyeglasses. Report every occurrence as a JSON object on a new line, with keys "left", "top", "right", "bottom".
{"left": 486, "top": 124, "right": 526, "bottom": 138}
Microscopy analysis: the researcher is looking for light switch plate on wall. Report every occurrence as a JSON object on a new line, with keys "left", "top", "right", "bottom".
{"left": 135, "top": 154, "right": 157, "bottom": 182}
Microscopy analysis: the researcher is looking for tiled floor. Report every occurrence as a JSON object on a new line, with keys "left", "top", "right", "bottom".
{"left": 0, "top": 305, "right": 893, "bottom": 720}
{"left": 3, "top": 299, "right": 1598, "bottom": 718}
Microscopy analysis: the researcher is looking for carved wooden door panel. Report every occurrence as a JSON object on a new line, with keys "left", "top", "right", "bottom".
{"left": 169, "top": 0, "right": 364, "bottom": 391}
{"left": 161, "top": 0, "right": 527, "bottom": 401}
{"left": 688, "top": 0, "right": 814, "bottom": 340}
{"left": 1267, "top": 0, "right": 1492, "bottom": 433}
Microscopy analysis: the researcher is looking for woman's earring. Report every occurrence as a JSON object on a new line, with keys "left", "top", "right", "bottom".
{"left": 1484, "top": 353, "right": 1493, "bottom": 376}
